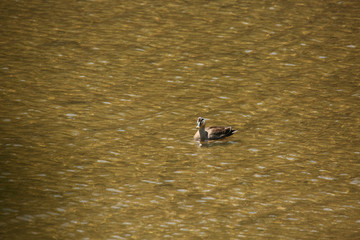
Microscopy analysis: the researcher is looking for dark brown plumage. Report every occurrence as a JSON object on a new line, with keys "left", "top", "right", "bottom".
{"left": 194, "top": 117, "right": 237, "bottom": 141}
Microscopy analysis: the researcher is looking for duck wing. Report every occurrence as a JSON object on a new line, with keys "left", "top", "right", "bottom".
{"left": 206, "top": 126, "right": 237, "bottom": 140}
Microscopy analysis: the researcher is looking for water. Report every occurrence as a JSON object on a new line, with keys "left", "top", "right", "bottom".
{"left": 1, "top": 0, "right": 359, "bottom": 239}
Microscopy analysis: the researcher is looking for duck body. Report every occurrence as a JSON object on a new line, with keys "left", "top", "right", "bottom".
{"left": 194, "top": 117, "right": 237, "bottom": 141}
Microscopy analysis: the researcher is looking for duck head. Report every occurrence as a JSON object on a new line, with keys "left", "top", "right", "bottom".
{"left": 196, "top": 117, "right": 205, "bottom": 128}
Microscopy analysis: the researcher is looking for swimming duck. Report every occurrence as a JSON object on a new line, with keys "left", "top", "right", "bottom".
{"left": 194, "top": 117, "right": 237, "bottom": 141}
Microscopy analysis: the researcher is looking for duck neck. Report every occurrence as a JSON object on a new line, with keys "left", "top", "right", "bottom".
{"left": 199, "top": 127, "right": 208, "bottom": 141}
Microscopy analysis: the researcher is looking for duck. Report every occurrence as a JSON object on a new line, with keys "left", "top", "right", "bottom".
{"left": 194, "top": 117, "right": 237, "bottom": 141}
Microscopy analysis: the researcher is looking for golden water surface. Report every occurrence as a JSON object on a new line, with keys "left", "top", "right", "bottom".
{"left": 1, "top": 0, "right": 359, "bottom": 239}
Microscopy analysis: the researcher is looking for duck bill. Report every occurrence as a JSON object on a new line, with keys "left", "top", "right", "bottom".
{"left": 196, "top": 123, "right": 201, "bottom": 128}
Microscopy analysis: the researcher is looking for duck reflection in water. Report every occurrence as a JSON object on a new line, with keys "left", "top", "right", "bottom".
{"left": 194, "top": 117, "right": 238, "bottom": 144}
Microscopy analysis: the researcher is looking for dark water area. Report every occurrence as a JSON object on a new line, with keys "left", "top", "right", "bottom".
{"left": 0, "top": 0, "right": 359, "bottom": 239}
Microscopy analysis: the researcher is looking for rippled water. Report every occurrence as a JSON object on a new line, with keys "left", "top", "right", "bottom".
{"left": 1, "top": 0, "right": 359, "bottom": 239}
